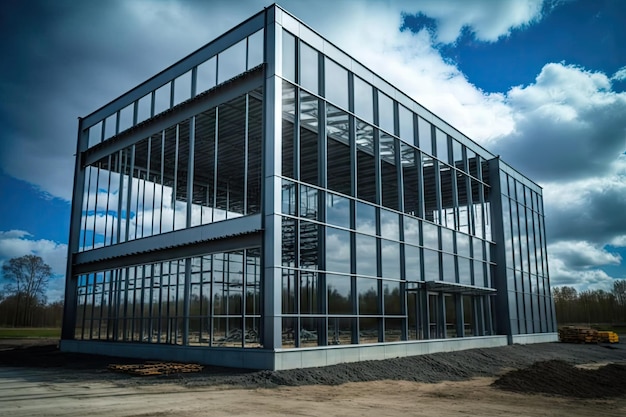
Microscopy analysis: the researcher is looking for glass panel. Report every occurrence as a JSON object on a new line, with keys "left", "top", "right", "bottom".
{"left": 353, "top": 76, "right": 373, "bottom": 123}
{"left": 326, "top": 193, "right": 350, "bottom": 228}
{"left": 383, "top": 280, "right": 401, "bottom": 315}
{"left": 216, "top": 96, "right": 246, "bottom": 219}
{"left": 441, "top": 228, "right": 453, "bottom": 253}
{"left": 404, "top": 216, "right": 420, "bottom": 245}
{"left": 440, "top": 165, "right": 454, "bottom": 228}
{"left": 326, "top": 227, "right": 351, "bottom": 274}
{"left": 282, "top": 217, "right": 296, "bottom": 267}
{"left": 173, "top": 70, "right": 192, "bottom": 106}
{"left": 191, "top": 108, "right": 215, "bottom": 226}
{"left": 300, "top": 184, "right": 318, "bottom": 220}
{"left": 422, "top": 222, "right": 438, "bottom": 249}
{"left": 246, "top": 91, "right": 263, "bottom": 214}
{"left": 327, "top": 274, "right": 352, "bottom": 314}
{"left": 282, "top": 81, "right": 296, "bottom": 178}
{"left": 380, "top": 133, "right": 399, "bottom": 210}
{"left": 197, "top": 56, "right": 217, "bottom": 93}
{"left": 218, "top": 39, "right": 246, "bottom": 84}
{"left": 247, "top": 30, "right": 264, "bottom": 69}
{"left": 118, "top": 104, "right": 133, "bottom": 133}
{"left": 326, "top": 105, "right": 351, "bottom": 195}
{"left": 356, "top": 201, "right": 376, "bottom": 234}
{"left": 300, "top": 221, "right": 319, "bottom": 270}
{"left": 378, "top": 92, "right": 394, "bottom": 134}
{"left": 399, "top": 105, "right": 413, "bottom": 143}
{"left": 423, "top": 159, "right": 438, "bottom": 222}
{"left": 325, "top": 58, "right": 349, "bottom": 109}
{"left": 380, "top": 208, "right": 399, "bottom": 240}
{"left": 300, "top": 91, "right": 319, "bottom": 185}
{"left": 357, "top": 277, "right": 378, "bottom": 315}
{"left": 355, "top": 233, "right": 377, "bottom": 277}
{"left": 442, "top": 253, "right": 455, "bottom": 282}
{"left": 445, "top": 294, "right": 457, "bottom": 337}
{"left": 282, "top": 30, "right": 296, "bottom": 81}
{"left": 356, "top": 121, "right": 376, "bottom": 203}
{"left": 417, "top": 117, "right": 432, "bottom": 155}
{"left": 423, "top": 249, "right": 440, "bottom": 280}
{"left": 435, "top": 128, "right": 449, "bottom": 163}
{"left": 281, "top": 180, "right": 298, "bottom": 216}
{"left": 328, "top": 317, "right": 354, "bottom": 345}
{"left": 452, "top": 140, "right": 464, "bottom": 171}
{"left": 401, "top": 144, "right": 419, "bottom": 216}
{"left": 381, "top": 239, "right": 400, "bottom": 279}
{"left": 458, "top": 257, "right": 471, "bottom": 285}
{"left": 299, "top": 41, "right": 319, "bottom": 93}
{"left": 300, "top": 271, "right": 321, "bottom": 314}
{"left": 404, "top": 244, "right": 421, "bottom": 281}
{"left": 457, "top": 233, "right": 470, "bottom": 258}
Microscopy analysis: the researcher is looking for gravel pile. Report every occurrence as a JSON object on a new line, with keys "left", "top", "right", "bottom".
{"left": 493, "top": 360, "right": 626, "bottom": 398}
{"left": 1, "top": 339, "right": 625, "bottom": 389}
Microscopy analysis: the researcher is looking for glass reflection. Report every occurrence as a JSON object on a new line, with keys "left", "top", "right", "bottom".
{"left": 326, "top": 227, "right": 351, "bottom": 274}
{"left": 327, "top": 274, "right": 352, "bottom": 314}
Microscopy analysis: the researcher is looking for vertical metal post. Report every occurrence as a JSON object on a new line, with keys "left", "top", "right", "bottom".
{"left": 261, "top": 7, "right": 283, "bottom": 350}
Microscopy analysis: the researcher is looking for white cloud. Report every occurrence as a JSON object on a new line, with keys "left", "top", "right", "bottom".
{"left": 612, "top": 66, "right": 626, "bottom": 82}
{"left": 548, "top": 241, "right": 621, "bottom": 268}
{"left": 0, "top": 230, "right": 67, "bottom": 277}
{"left": 400, "top": 0, "right": 546, "bottom": 43}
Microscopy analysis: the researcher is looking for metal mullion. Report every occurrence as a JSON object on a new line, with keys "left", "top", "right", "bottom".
{"left": 157, "top": 263, "right": 163, "bottom": 343}
{"left": 170, "top": 80, "right": 175, "bottom": 110}
{"left": 91, "top": 165, "right": 101, "bottom": 250}
{"left": 89, "top": 273, "right": 97, "bottom": 339}
{"left": 139, "top": 265, "right": 146, "bottom": 342}
{"left": 148, "top": 264, "right": 154, "bottom": 342}
{"left": 159, "top": 131, "right": 165, "bottom": 234}
{"left": 187, "top": 117, "right": 195, "bottom": 227}
{"left": 79, "top": 276, "right": 87, "bottom": 340}
{"left": 212, "top": 107, "right": 219, "bottom": 223}
{"left": 97, "top": 272, "right": 106, "bottom": 340}
{"left": 183, "top": 258, "right": 191, "bottom": 346}
{"left": 244, "top": 94, "right": 249, "bottom": 214}
{"left": 191, "top": 67, "right": 198, "bottom": 98}
{"left": 208, "top": 255, "right": 214, "bottom": 347}
{"left": 173, "top": 125, "right": 180, "bottom": 230}
{"left": 81, "top": 167, "right": 92, "bottom": 251}
{"left": 124, "top": 145, "right": 135, "bottom": 242}
{"left": 142, "top": 137, "right": 151, "bottom": 239}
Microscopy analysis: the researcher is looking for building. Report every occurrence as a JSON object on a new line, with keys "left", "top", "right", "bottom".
{"left": 61, "top": 4, "right": 558, "bottom": 370}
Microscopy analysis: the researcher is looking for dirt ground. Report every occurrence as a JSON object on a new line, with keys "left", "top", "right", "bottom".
{"left": 2, "top": 338, "right": 626, "bottom": 416}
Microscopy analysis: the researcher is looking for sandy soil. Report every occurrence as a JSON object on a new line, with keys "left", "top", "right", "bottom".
{"left": 2, "top": 338, "right": 626, "bottom": 416}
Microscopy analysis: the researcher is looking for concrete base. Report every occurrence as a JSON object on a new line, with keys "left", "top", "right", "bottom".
{"left": 61, "top": 335, "right": 510, "bottom": 370}
{"left": 511, "top": 332, "right": 559, "bottom": 344}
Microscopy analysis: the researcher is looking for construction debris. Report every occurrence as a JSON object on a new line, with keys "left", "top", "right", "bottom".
{"left": 597, "top": 331, "right": 620, "bottom": 344}
{"left": 558, "top": 326, "right": 598, "bottom": 344}
{"left": 108, "top": 361, "right": 203, "bottom": 376}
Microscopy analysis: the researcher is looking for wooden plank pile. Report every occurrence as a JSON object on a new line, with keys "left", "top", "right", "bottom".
{"left": 558, "top": 326, "right": 598, "bottom": 343}
{"left": 108, "top": 361, "right": 204, "bottom": 376}
{"left": 598, "top": 331, "right": 620, "bottom": 344}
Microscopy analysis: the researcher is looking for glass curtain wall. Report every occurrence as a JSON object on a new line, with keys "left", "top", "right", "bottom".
{"left": 74, "top": 248, "right": 262, "bottom": 348}
{"left": 499, "top": 171, "right": 555, "bottom": 334}
{"left": 78, "top": 89, "right": 263, "bottom": 251}
{"left": 279, "top": 28, "right": 496, "bottom": 348}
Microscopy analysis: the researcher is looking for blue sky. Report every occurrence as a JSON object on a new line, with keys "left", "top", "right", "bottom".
{"left": 1, "top": 0, "right": 625, "bottom": 301}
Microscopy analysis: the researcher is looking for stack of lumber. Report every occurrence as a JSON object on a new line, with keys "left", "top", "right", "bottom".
{"left": 108, "top": 361, "right": 203, "bottom": 376}
{"left": 558, "top": 326, "right": 598, "bottom": 343}
{"left": 597, "top": 331, "right": 620, "bottom": 344}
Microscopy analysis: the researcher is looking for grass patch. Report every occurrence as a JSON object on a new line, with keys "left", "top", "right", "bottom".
{"left": 0, "top": 328, "right": 61, "bottom": 338}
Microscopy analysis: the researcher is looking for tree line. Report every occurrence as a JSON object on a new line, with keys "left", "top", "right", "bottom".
{"left": 553, "top": 280, "right": 626, "bottom": 326}
{"left": 0, "top": 255, "right": 63, "bottom": 327}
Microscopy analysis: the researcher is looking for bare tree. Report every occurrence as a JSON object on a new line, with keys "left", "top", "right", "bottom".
{"left": 1, "top": 255, "right": 52, "bottom": 326}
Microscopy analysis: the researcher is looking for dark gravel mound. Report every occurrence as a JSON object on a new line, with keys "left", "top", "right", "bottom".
{"left": 2, "top": 340, "right": 626, "bottom": 389}
{"left": 493, "top": 360, "right": 626, "bottom": 398}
